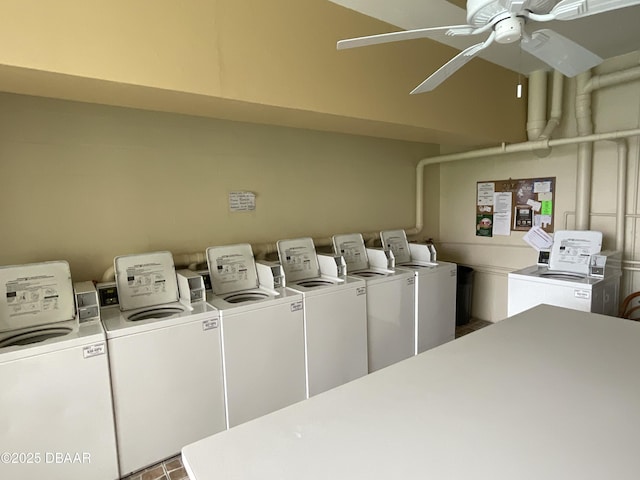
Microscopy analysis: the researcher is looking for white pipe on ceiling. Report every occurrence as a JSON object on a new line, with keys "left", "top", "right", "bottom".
{"left": 569, "top": 64, "right": 640, "bottom": 234}
{"left": 574, "top": 71, "right": 595, "bottom": 231}
{"left": 409, "top": 62, "right": 640, "bottom": 243}
{"left": 584, "top": 65, "right": 640, "bottom": 93}
{"left": 527, "top": 70, "right": 547, "bottom": 141}
{"left": 539, "top": 70, "right": 564, "bottom": 140}
{"left": 407, "top": 127, "right": 640, "bottom": 239}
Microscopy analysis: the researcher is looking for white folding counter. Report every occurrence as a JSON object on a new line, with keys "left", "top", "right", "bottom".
{"left": 182, "top": 305, "right": 640, "bottom": 480}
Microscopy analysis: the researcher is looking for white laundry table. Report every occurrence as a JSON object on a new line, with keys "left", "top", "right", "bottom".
{"left": 182, "top": 304, "right": 640, "bottom": 480}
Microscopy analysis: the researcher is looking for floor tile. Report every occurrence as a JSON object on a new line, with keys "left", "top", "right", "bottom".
{"left": 164, "top": 457, "right": 183, "bottom": 472}
{"left": 455, "top": 318, "right": 492, "bottom": 338}
{"left": 168, "top": 466, "right": 188, "bottom": 480}
{"left": 140, "top": 465, "right": 166, "bottom": 480}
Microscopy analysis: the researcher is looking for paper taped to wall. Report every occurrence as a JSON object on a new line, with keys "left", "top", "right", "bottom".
{"left": 229, "top": 191, "right": 256, "bottom": 212}
{"left": 523, "top": 226, "right": 553, "bottom": 251}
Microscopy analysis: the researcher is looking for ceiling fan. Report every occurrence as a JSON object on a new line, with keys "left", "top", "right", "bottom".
{"left": 337, "top": 0, "right": 640, "bottom": 94}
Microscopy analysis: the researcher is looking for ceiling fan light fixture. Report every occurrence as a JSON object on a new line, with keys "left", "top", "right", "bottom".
{"left": 494, "top": 16, "right": 524, "bottom": 43}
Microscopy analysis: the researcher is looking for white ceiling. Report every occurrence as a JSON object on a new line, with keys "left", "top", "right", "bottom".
{"left": 329, "top": 0, "right": 640, "bottom": 76}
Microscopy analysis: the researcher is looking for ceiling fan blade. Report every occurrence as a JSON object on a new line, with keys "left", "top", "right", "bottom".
{"left": 410, "top": 32, "right": 496, "bottom": 94}
{"left": 550, "top": 0, "right": 640, "bottom": 20}
{"left": 521, "top": 29, "right": 602, "bottom": 77}
{"left": 337, "top": 25, "right": 477, "bottom": 50}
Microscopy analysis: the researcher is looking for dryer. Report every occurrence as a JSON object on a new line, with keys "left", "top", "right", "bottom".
{"left": 276, "top": 237, "right": 368, "bottom": 397}
{"left": 0, "top": 261, "right": 118, "bottom": 480}
{"left": 332, "top": 233, "right": 415, "bottom": 373}
{"left": 100, "top": 251, "right": 226, "bottom": 477}
{"left": 205, "top": 244, "right": 306, "bottom": 428}
{"left": 381, "top": 230, "right": 457, "bottom": 353}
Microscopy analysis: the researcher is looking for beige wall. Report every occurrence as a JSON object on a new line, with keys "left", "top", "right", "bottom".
{"left": 437, "top": 51, "right": 640, "bottom": 321}
{"left": 0, "top": 92, "right": 439, "bottom": 281}
{"left": 0, "top": 0, "right": 526, "bottom": 146}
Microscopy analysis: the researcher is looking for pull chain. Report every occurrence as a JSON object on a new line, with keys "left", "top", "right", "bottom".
{"left": 517, "top": 74, "right": 523, "bottom": 98}
{"left": 516, "top": 46, "right": 523, "bottom": 98}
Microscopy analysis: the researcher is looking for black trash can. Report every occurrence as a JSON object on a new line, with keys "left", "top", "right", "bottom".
{"left": 456, "top": 265, "right": 474, "bottom": 326}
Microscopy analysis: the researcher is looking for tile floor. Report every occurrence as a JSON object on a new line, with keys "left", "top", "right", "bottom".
{"left": 455, "top": 318, "right": 493, "bottom": 338}
{"left": 121, "top": 318, "right": 493, "bottom": 480}
{"left": 122, "top": 455, "right": 188, "bottom": 480}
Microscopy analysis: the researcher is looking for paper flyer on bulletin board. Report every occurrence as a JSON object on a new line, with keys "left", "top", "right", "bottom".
{"left": 476, "top": 177, "right": 556, "bottom": 237}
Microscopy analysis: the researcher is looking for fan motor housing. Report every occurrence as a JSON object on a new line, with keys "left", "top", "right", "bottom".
{"left": 495, "top": 16, "right": 524, "bottom": 43}
{"left": 466, "top": 0, "right": 559, "bottom": 26}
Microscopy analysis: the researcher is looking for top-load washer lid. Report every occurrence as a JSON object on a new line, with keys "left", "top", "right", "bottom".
{"left": 114, "top": 251, "right": 180, "bottom": 312}
{"left": 548, "top": 230, "right": 603, "bottom": 275}
{"left": 332, "top": 233, "right": 377, "bottom": 274}
{"left": 206, "top": 244, "right": 264, "bottom": 299}
{"left": 380, "top": 229, "right": 412, "bottom": 265}
{"left": 277, "top": 237, "right": 322, "bottom": 284}
{"left": 0, "top": 261, "right": 75, "bottom": 334}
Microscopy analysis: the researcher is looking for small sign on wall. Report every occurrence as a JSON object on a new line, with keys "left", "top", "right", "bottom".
{"left": 229, "top": 191, "right": 256, "bottom": 212}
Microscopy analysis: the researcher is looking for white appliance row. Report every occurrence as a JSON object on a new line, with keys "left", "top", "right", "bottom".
{"left": 0, "top": 231, "right": 457, "bottom": 479}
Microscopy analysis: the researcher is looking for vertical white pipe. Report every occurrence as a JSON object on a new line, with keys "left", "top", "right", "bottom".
{"left": 616, "top": 139, "right": 629, "bottom": 253}
{"left": 408, "top": 162, "right": 425, "bottom": 236}
{"left": 575, "top": 71, "right": 594, "bottom": 230}
{"left": 539, "top": 70, "right": 564, "bottom": 139}
{"left": 527, "top": 70, "right": 547, "bottom": 140}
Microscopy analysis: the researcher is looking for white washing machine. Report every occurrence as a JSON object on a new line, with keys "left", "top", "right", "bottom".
{"left": 276, "top": 237, "right": 368, "bottom": 397}
{"left": 381, "top": 230, "right": 457, "bottom": 354}
{"left": 100, "top": 251, "right": 226, "bottom": 477}
{"left": 332, "top": 233, "right": 415, "bottom": 373}
{"left": 0, "top": 261, "right": 118, "bottom": 480}
{"left": 205, "top": 244, "right": 306, "bottom": 428}
{"left": 508, "top": 230, "right": 621, "bottom": 317}
{"left": 508, "top": 264, "right": 621, "bottom": 317}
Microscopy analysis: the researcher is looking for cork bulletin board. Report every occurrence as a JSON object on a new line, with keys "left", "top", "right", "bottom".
{"left": 476, "top": 177, "right": 556, "bottom": 237}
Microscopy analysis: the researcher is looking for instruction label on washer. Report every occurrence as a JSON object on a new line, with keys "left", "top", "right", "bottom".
{"left": 214, "top": 254, "right": 251, "bottom": 286}
{"left": 125, "top": 262, "right": 169, "bottom": 298}
{"left": 5, "top": 274, "right": 61, "bottom": 318}
{"left": 356, "top": 286, "right": 366, "bottom": 296}
{"left": 83, "top": 342, "right": 106, "bottom": 359}
{"left": 202, "top": 318, "right": 219, "bottom": 331}
{"left": 335, "top": 240, "right": 367, "bottom": 271}
{"left": 290, "top": 301, "right": 303, "bottom": 312}
{"left": 574, "top": 289, "right": 591, "bottom": 299}
{"left": 407, "top": 277, "right": 415, "bottom": 286}
{"left": 282, "top": 246, "right": 315, "bottom": 275}
{"left": 381, "top": 232, "right": 411, "bottom": 264}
